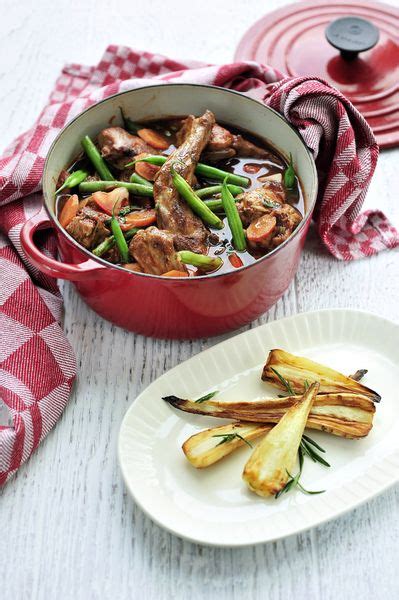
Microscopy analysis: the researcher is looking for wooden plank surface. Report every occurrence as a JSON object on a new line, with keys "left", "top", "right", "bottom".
{"left": 1, "top": 0, "right": 398, "bottom": 598}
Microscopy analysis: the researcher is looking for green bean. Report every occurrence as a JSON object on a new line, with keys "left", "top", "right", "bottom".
{"left": 81, "top": 135, "right": 115, "bottom": 181}
{"left": 284, "top": 153, "right": 296, "bottom": 190}
{"left": 124, "top": 228, "right": 139, "bottom": 241}
{"left": 55, "top": 169, "right": 88, "bottom": 195}
{"left": 202, "top": 193, "right": 243, "bottom": 213}
{"left": 171, "top": 167, "right": 223, "bottom": 230}
{"left": 79, "top": 181, "right": 153, "bottom": 197}
{"left": 92, "top": 236, "right": 115, "bottom": 257}
{"left": 221, "top": 178, "right": 246, "bottom": 251}
{"left": 126, "top": 155, "right": 164, "bottom": 168}
{"left": 178, "top": 251, "right": 223, "bottom": 272}
{"left": 196, "top": 184, "right": 244, "bottom": 199}
{"left": 195, "top": 164, "right": 249, "bottom": 187}
{"left": 126, "top": 155, "right": 250, "bottom": 187}
{"left": 92, "top": 228, "right": 138, "bottom": 257}
{"left": 130, "top": 172, "right": 154, "bottom": 188}
{"left": 202, "top": 199, "right": 227, "bottom": 212}
{"left": 111, "top": 216, "right": 129, "bottom": 263}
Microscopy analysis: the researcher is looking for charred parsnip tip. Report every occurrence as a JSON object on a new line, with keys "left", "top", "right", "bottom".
{"left": 242, "top": 383, "right": 319, "bottom": 497}
{"left": 350, "top": 369, "right": 368, "bottom": 382}
{"left": 262, "top": 349, "right": 381, "bottom": 402}
{"left": 162, "top": 392, "right": 375, "bottom": 439}
{"left": 182, "top": 422, "right": 273, "bottom": 468}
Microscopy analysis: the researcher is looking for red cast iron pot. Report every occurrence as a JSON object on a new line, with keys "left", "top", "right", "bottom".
{"left": 21, "top": 84, "right": 317, "bottom": 339}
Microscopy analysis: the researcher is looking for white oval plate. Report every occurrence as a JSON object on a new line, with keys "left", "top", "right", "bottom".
{"left": 118, "top": 309, "right": 399, "bottom": 546}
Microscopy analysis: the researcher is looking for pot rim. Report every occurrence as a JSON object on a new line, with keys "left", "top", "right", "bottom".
{"left": 43, "top": 83, "right": 318, "bottom": 281}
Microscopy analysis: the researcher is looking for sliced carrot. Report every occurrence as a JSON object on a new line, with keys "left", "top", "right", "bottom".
{"left": 92, "top": 188, "right": 129, "bottom": 215}
{"left": 78, "top": 197, "right": 90, "bottom": 210}
{"left": 243, "top": 163, "right": 262, "bottom": 174}
{"left": 59, "top": 194, "right": 79, "bottom": 227}
{"left": 228, "top": 252, "right": 244, "bottom": 268}
{"left": 135, "top": 153, "right": 161, "bottom": 182}
{"left": 137, "top": 128, "right": 170, "bottom": 150}
{"left": 120, "top": 209, "right": 157, "bottom": 230}
{"left": 162, "top": 270, "right": 189, "bottom": 277}
{"left": 247, "top": 214, "right": 277, "bottom": 245}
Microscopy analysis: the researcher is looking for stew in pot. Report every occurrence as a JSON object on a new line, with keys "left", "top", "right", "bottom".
{"left": 56, "top": 110, "right": 304, "bottom": 277}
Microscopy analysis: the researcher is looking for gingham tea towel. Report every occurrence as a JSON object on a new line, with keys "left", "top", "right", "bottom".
{"left": 1, "top": 45, "right": 398, "bottom": 484}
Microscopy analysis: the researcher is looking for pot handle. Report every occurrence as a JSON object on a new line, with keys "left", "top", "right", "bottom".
{"left": 20, "top": 208, "right": 106, "bottom": 281}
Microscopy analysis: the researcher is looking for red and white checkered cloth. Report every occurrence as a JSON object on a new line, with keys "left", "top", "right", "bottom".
{"left": 1, "top": 45, "right": 398, "bottom": 484}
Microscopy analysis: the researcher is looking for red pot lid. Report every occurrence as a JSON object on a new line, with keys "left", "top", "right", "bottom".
{"left": 235, "top": 0, "right": 399, "bottom": 149}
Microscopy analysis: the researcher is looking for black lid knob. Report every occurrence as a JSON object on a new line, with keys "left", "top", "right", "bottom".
{"left": 325, "top": 16, "right": 379, "bottom": 60}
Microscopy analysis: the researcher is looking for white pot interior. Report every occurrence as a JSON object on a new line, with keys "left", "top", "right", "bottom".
{"left": 43, "top": 84, "right": 318, "bottom": 219}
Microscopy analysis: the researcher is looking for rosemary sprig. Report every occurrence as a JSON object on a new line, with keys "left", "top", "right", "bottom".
{"left": 302, "top": 434, "right": 326, "bottom": 453}
{"left": 275, "top": 448, "right": 304, "bottom": 498}
{"left": 295, "top": 482, "right": 326, "bottom": 495}
{"left": 275, "top": 471, "right": 301, "bottom": 498}
{"left": 195, "top": 391, "right": 218, "bottom": 403}
{"left": 300, "top": 438, "right": 330, "bottom": 467}
{"left": 119, "top": 205, "right": 140, "bottom": 216}
{"left": 263, "top": 199, "right": 281, "bottom": 209}
{"left": 271, "top": 367, "right": 295, "bottom": 396}
{"left": 275, "top": 446, "right": 326, "bottom": 498}
{"left": 212, "top": 432, "right": 253, "bottom": 448}
{"left": 104, "top": 205, "right": 141, "bottom": 227}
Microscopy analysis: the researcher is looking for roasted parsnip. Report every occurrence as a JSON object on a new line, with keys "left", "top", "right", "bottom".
{"left": 163, "top": 392, "right": 375, "bottom": 438}
{"left": 242, "top": 383, "right": 319, "bottom": 497}
{"left": 262, "top": 349, "right": 381, "bottom": 402}
{"left": 183, "top": 422, "right": 272, "bottom": 468}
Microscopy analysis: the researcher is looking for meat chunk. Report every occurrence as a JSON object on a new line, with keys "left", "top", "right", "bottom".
{"left": 103, "top": 245, "right": 121, "bottom": 264}
{"left": 153, "top": 110, "right": 215, "bottom": 253}
{"left": 232, "top": 135, "right": 270, "bottom": 159}
{"left": 173, "top": 231, "right": 211, "bottom": 254}
{"left": 236, "top": 182, "right": 302, "bottom": 250}
{"left": 246, "top": 205, "right": 302, "bottom": 251}
{"left": 123, "top": 263, "right": 143, "bottom": 273}
{"left": 66, "top": 207, "right": 110, "bottom": 249}
{"left": 175, "top": 115, "right": 195, "bottom": 146}
{"left": 178, "top": 120, "right": 233, "bottom": 152}
{"left": 207, "top": 124, "right": 234, "bottom": 150}
{"left": 178, "top": 119, "right": 269, "bottom": 162}
{"left": 207, "top": 122, "right": 270, "bottom": 158}
{"left": 207, "top": 124, "right": 269, "bottom": 159}
{"left": 97, "top": 127, "right": 155, "bottom": 170}
{"left": 201, "top": 148, "right": 237, "bottom": 163}
{"left": 130, "top": 227, "right": 186, "bottom": 275}
{"left": 236, "top": 182, "right": 286, "bottom": 227}
{"left": 269, "top": 205, "right": 302, "bottom": 249}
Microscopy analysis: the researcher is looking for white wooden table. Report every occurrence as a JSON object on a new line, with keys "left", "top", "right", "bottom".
{"left": 1, "top": 0, "right": 399, "bottom": 598}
